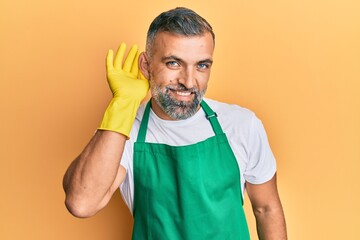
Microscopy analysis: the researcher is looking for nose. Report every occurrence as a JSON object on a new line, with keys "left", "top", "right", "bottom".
{"left": 178, "top": 67, "right": 196, "bottom": 89}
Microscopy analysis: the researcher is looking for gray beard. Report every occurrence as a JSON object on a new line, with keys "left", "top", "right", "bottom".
{"left": 151, "top": 81, "right": 206, "bottom": 120}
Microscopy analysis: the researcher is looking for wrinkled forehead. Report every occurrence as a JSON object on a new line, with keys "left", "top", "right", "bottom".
{"left": 149, "top": 31, "right": 214, "bottom": 60}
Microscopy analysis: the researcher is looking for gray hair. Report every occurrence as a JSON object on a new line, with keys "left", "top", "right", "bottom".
{"left": 146, "top": 7, "right": 215, "bottom": 55}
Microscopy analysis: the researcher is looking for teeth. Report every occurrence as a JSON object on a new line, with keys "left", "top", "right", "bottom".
{"left": 176, "top": 91, "right": 191, "bottom": 96}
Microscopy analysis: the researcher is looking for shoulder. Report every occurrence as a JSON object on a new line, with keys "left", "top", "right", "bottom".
{"left": 204, "top": 98, "right": 254, "bottom": 117}
{"left": 204, "top": 98, "right": 256, "bottom": 129}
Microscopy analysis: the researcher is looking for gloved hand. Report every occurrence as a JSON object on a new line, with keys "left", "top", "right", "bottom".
{"left": 98, "top": 42, "right": 149, "bottom": 138}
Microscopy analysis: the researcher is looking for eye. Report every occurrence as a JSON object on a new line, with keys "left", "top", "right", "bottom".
{"left": 166, "top": 61, "right": 180, "bottom": 68}
{"left": 197, "top": 63, "right": 210, "bottom": 70}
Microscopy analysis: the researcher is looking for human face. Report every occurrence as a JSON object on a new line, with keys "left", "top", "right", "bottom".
{"left": 145, "top": 31, "right": 214, "bottom": 120}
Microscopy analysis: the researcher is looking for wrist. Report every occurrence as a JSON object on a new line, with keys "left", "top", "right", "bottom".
{"left": 98, "top": 98, "right": 142, "bottom": 138}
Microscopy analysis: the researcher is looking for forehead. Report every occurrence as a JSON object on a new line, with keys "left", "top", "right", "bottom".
{"left": 151, "top": 31, "right": 214, "bottom": 60}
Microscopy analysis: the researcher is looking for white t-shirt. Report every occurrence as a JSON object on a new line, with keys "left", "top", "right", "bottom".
{"left": 120, "top": 98, "right": 276, "bottom": 213}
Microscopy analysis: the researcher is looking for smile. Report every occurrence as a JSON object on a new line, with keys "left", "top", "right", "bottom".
{"left": 175, "top": 91, "right": 192, "bottom": 96}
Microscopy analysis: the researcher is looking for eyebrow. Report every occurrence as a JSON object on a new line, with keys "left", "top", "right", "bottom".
{"left": 161, "top": 55, "right": 213, "bottom": 65}
{"left": 162, "top": 55, "right": 183, "bottom": 63}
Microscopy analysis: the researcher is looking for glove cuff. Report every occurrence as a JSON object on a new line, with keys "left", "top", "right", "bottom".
{"left": 98, "top": 98, "right": 141, "bottom": 138}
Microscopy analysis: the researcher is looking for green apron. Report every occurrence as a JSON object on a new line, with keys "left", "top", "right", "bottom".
{"left": 132, "top": 100, "right": 250, "bottom": 239}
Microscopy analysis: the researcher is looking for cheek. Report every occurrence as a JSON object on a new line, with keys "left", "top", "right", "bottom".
{"left": 196, "top": 73, "right": 210, "bottom": 89}
{"left": 152, "top": 68, "right": 179, "bottom": 85}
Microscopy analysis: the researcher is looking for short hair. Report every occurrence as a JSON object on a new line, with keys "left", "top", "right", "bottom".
{"left": 146, "top": 7, "right": 215, "bottom": 55}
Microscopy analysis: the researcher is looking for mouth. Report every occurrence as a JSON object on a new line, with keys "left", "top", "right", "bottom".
{"left": 174, "top": 90, "right": 192, "bottom": 96}
{"left": 166, "top": 85, "right": 196, "bottom": 99}
{"left": 168, "top": 89, "right": 194, "bottom": 100}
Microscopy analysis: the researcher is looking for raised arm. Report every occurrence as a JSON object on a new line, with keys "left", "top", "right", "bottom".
{"left": 63, "top": 43, "right": 149, "bottom": 218}
{"left": 246, "top": 174, "right": 287, "bottom": 240}
{"left": 63, "top": 130, "right": 127, "bottom": 217}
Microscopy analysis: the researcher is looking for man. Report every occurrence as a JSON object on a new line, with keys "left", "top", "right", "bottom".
{"left": 63, "top": 7, "right": 287, "bottom": 239}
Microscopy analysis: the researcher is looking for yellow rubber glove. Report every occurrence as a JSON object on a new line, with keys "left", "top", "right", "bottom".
{"left": 98, "top": 42, "right": 149, "bottom": 138}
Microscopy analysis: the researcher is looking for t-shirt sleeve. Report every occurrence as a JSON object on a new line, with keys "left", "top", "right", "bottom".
{"left": 244, "top": 114, "right": 277, "bottom": 184}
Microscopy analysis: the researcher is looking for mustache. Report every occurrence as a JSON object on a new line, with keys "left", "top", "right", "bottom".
{"left": 165, "top": 84, "right": 198, "bottom": 93}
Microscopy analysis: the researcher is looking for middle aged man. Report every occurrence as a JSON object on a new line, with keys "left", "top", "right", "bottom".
{"left": 63, "top": 7, "right": 287, "bottom": 239}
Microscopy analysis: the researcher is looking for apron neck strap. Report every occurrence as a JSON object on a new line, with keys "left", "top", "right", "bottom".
{"left": 136, "top": 100, "right": 224, "bottom": 143}
{"left": 200, "top": 100, "right": 224, "bottom": 135}
{"left": 137, "top": 101, "right": 152, "bottom": 143}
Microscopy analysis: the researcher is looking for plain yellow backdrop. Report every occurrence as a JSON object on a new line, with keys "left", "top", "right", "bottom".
{"left": 1, "top": 0, "right": 359, "bottom": 239}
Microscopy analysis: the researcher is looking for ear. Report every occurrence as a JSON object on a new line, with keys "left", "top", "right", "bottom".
{"left": 139, "top": 52, "right": 150, "bottom": 80}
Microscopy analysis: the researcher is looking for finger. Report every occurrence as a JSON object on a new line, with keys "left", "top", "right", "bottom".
{"left": 114, "top": 42, "right": 127, "bottom": 70}
{"left": 123, "top": 44, "right": 138, "bottom": 73}
{"left": 106, "top": 49, "right": 114, "bottom": 71}
{"left": 130, "top": 50, "right": 140, "bottom": 76}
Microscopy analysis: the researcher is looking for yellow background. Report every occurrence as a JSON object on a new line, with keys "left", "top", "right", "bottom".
{"left": 1, "top": 0, "right": 359, "bottom": 239}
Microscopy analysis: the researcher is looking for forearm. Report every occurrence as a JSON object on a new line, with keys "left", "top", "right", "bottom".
{"left": 246, "top": 175, "right": 287, "bottom": 240}
{"left": 63, "top": 130, "right": 126, "bottom": 217}
{"left": 254, "top": 205, "right": 287, "bottom": 240}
